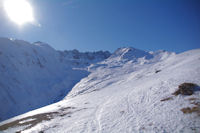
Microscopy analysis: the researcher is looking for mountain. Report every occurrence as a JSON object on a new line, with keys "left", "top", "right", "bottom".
{"left": 0, "top": 37, "right": 110, "bottom": 121}
{"left": 0, "top": 37, "right": 200, "bottom": 132}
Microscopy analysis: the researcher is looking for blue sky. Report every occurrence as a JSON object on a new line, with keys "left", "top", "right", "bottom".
{"left": 0, "top": 0, "right": 200, "bottom": 52}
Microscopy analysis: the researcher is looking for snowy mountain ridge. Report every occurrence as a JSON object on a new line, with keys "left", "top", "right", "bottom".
{"left": 0, "top": 37, "right": 110, "bottom": 121}
{"left": 109, "top": 47, "right": 153, "bottom": 61}
{"left": 0, "top": 37, "right": 200, "bottom": 133}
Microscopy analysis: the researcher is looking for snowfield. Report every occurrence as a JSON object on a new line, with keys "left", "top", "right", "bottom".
{"left": 0, "top": 38, "right": 200, "bottom": 132}
{"left": 0, "top": 37, "right": 110, "bottom": 121}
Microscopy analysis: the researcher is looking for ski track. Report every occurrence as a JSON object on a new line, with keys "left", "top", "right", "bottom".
{"left": 125, "top": 89, "right": 138, "bottom": 132}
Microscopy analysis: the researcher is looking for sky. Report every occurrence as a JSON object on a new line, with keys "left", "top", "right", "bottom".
{"left": 0, "top": 0, "right": 200, "bottom": 53}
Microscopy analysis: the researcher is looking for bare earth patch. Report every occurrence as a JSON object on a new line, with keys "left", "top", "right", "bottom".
{"left": 160, "top": 97, "right": 173, "bottom": 102}
{"left": 0, "top": 111, "right": 59, "bottom": 132}
{"left": 181, "top": 97, "right": 200, "bottom": 116}
{"left": 0, "top": 106, "right": 77, "bottom": 132}
{"left": 181, "top": 106, "right": 200, "bottom": 116}
{"left": 172, "top": 83, "right": 197, "bottom": 96}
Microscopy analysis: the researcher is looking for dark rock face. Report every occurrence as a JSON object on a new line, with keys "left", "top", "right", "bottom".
{"left": 173, "top": 83, "right": 198, "bottom": 96}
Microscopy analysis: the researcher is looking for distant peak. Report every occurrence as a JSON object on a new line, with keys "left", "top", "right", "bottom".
{"left": 110, "top": 47, "right": 153, "bottom": 61}
{"left": 33, "top": 41, "right": 53, "bottom": 49}
{"left": 115, "top": 47, "right": 137, "bottom": 52}
{"left": 33, "top": 41, "right": 48, "bottom": 45}
{"left": 34, "top": 41, "right": 43, "bottom": 44}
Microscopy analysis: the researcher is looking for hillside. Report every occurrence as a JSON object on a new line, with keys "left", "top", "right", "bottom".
{"left": 0, "top": 37, "right": 110, "bottom": 121}
{"left": 0, "top": 38, "right": 199, "bottom": 132}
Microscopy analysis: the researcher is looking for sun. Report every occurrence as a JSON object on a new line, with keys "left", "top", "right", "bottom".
{"left": 4, "top": 0, "right": 34, "bottom": 25}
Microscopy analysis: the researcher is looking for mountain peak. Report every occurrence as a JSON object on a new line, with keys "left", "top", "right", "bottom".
{"left": 110, "top": 47, "right": 153, "bottom": 61}
{"left": 33, "top": 41, "right": 54, "bottom": 50}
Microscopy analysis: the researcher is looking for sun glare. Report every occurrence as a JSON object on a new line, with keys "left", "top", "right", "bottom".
{"left": 4, "top": 0, "right": 34, "bottom": 25}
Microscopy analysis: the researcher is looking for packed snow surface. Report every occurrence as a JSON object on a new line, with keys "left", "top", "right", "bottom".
{"left": 0, "top": 37, "right": 200, "bottom": 132}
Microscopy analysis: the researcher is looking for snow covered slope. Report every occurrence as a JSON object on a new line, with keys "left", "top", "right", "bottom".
{"left": 0, "top": 45, "right": 200, "bottom": 132}
{"left": 0, "top": 37, "right": 110, "bottom": 121}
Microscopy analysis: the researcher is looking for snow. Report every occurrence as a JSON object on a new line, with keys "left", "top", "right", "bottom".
{"left": 18, "top": 118, "right": 36, "bottom": 124}
{"left": 0, "top": 37, "right": 110, "bottom": 121}
{"left": 0, "top": 37, "right": 200, "bottom": 132}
